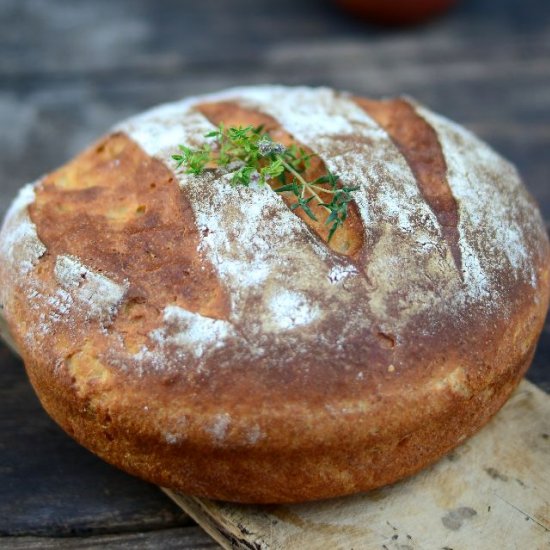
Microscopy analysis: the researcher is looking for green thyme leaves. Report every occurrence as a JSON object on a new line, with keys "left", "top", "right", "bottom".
{"left": 173, "top": 144, "right": 211, "bottom": 175}
{"left": 172, "top": 124, "right": 358, "bottom": 241}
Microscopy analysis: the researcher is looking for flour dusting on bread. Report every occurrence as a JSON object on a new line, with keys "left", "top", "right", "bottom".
{"left": 266, "top": 290, "right": 320, "bottom": 331}
{"left": 113, "top": 85, "right": 546, "bottom": 366}
{"left": 222, "top": 86, "right": 518, "bottom": 309}
{"left": 1, "top": 86, "right": 546, "bottom": 378}
{"left": 0, "top": 182, "right": 48, "bottom": 346}
{"left": 0, "top": 182, "right": 46, "bottom": 277}
{"left": 415, "top": 105, "right": 539, "bottom": 289}
{"left": 119, "top": 97, "right": 337, "bottom": 358}
{"left": 206, "top": 413, "right": 231, "bottom": 443}
{"left": 151, "top": 305, "right": 234, "bottom": 359}
{"left": 54, "top": 255, "right": 128, "bottom": 324}
{"left": 0, "top": 191, "right": 131, "bottom": 350}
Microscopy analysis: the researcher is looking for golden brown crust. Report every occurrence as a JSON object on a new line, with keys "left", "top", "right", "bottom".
{"left": 1, "top": 85, "right": 549, "bottom": 503}
{"left": 27, "top": 341, "right": 537, "bottom": 503}
{"left": 32, "top": 132, "right": 229, "bottom": 322}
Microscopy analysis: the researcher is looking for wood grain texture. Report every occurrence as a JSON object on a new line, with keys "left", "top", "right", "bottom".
{"left": 1, "top": 527, "right": 218, "bottom": 549}
{"left": 0, "top": 0, "right": 549, "bottom": 545}
{"left": 165, "top": 381, "right": 550, "bottom": 549}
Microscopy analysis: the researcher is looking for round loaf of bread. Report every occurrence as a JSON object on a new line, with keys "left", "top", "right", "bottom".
{"left": 1, "top": 86, "right": 548, "bottom": 503}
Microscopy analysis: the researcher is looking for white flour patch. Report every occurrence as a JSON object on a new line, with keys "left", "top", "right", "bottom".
{"left": 115, "top": 97, "right": 209, "bottom": 159}
{"left": 150, "top": 305, "right": 233, "bottom": 359}
{"left": 328, "top": 264, "right": 359, "bottom": 284}
{"left": 0, "top": 182, "right": 48, "bottom": 347}
{"left": 246, "top": 424, "right": 264, "bottom": 445}
{"left": 54, "top": 255, "right": 128, "bottom": 323}
{"left": 266, "top": 290, "right": 320, "bottom": 331}
{"left": 165, "top": 432, "right": 179, "bottom": 445}
{"left": 206, "top": 413, "right": 231, "bottom": 443}
{"left": 0, "top": 182, "right": 46, "bottom": 277}
{"left": 189, "top": 175, "right": 296, "bottom": 291}
{"left": 47, "top": 288, "right": 73, "bottom": 315}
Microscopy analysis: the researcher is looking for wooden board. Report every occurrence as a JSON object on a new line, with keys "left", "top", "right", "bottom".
{"left": 163, "top": 381, "right": 550, "bottom": 549}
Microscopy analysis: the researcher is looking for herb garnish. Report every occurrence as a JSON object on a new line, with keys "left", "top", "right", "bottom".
{"left": 172, "top": 124, "right": 358, "bottom": 241}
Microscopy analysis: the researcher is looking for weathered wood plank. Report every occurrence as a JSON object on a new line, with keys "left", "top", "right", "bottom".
{"left": 164, "top": 381, "right": 550, "bottom": 550}
{"left": 0, "top": 0, "right": 548, "bottom": 76}
{"left": 0, "top": 527, "right": 218, "bottom": 549}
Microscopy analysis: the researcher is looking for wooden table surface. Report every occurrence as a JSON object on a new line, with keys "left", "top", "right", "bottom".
{"left": 1, "top": 0, "right": 549, "bottom": 547}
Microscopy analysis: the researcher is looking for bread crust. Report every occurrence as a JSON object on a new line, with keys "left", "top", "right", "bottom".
{"left": 1, "top": 86, "right": 549, "bottom": 503}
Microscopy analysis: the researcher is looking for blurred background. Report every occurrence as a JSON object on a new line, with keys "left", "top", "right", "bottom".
{"left": 1, "top": 0, "right": 549, "bottom": 223}
{"left": 1, "top": 0, "right": 549, "bottom": 546}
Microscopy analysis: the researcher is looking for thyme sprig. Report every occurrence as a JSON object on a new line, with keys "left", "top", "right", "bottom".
{"left": 172, "top": 124, "right": 358, "bottom": 241}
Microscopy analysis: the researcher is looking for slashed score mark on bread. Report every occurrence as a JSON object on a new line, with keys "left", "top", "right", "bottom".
{"left": 191, "top": 101, "right": 365, "bottom": 258}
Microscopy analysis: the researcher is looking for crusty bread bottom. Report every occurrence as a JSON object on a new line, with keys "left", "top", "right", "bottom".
{"left": 22, "top": 338, "right": 536, "bottom": 504}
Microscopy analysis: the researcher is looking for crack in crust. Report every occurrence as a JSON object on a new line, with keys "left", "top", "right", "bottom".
{"left": 196, "top": 100, "right": 365, "bottom": 259}
{"left": 355, "top": 97, "right": 463, "bottom": 276}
